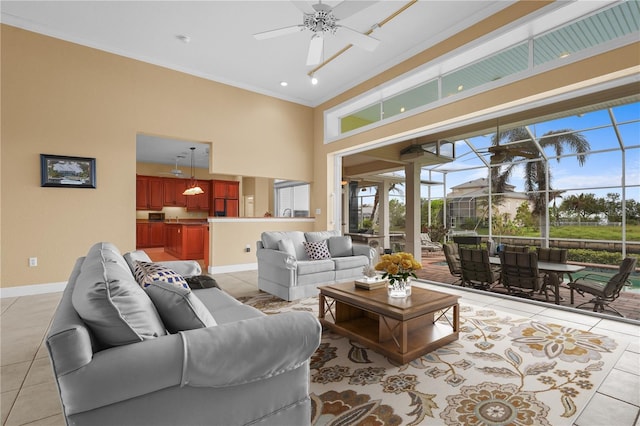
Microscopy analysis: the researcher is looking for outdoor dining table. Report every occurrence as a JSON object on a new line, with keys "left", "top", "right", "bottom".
{"left": 489, "top": 256, "right": 586, "bottom": 305}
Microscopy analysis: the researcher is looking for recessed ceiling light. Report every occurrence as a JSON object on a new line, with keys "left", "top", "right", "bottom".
{"left": 559, "top": 51, "right": 571, "bottom": 58}
{"left": 400, "top": 107, "right": 405, "bottom": 113}
{"left": 176, "top": 34, "right": 191, "bottom": 43}
{"left": 280, "top": 81, "right": 288, "bottom": 87}
{"left": 457, "top": 85, "right": 464, "bottom": 91}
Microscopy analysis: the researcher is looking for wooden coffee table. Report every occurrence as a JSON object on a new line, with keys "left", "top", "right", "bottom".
{"left": 319, "top": 282, "right": 460, "bottom": 364}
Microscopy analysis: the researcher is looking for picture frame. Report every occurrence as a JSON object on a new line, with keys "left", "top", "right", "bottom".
{"left": 40, "top": 154, "right": 96, "bottom": 188}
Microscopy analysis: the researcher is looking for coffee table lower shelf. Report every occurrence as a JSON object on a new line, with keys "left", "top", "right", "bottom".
{"left": 319, "top": 294, "right": 459, "bottom": 364}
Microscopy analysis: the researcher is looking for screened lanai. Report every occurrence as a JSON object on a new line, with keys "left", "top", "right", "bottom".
{"left": 340, "top": 97, "right": 640, "bottom": 310}
{"left": 335, "top": 1, "right": 638, "bottom": 317}
{"left": 344, "top": 97, "right": 639, "bottom": 255}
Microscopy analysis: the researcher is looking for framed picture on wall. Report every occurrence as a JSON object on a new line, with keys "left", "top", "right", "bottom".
{"left": 40, "top": 154, "right": 96, "bottom": 188}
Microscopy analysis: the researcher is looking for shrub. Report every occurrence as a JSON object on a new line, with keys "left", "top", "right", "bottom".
{"left": 567, "top": 249, "right": 640, "bottom": 266}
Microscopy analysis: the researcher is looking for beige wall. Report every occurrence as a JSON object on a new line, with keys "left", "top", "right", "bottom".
{"left": 2, "top": 2, "right": 638, "bottom": 290}
{"left": 1, "top": 25, "right": 313, "bottom": 288}
{"left": 208, "top": 218, "right": 315, "bottom": 270}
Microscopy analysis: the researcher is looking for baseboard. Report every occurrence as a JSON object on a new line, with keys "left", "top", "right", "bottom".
{"left": 1, "top": 282, "right": 67, "bottom": 298}
{"left": 208, "top": 263, "right": 257, "bottom": 274}
{"left": 1, "top": 263, "right": 259, "bottom": 297}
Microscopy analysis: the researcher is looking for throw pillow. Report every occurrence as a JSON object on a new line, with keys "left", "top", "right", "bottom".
{"left": 304, "top": 230, "right": 340, "bottom": 242}
{"left": 133, "top": 261, "right": 189, "bottom": 289}
{"left": 277, "top": 238, "right": 297, "bottom": 258}
{"left": 145, "top": 281, "right": 217, "bottom": 333}
{"left": 303, "top": 240, "right": 331, "bottom": 260}
{"left": 328, "top": 235, "right": 353, "bottom": 257}
{"left": 72, "top": 245, "right": 166, "bottom": 348}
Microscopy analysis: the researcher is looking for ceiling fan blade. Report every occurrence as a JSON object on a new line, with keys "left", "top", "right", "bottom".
{"left": 253, "top": 25, "right": 304, "bottom": 40}
{"left": 291, "top": 1, "right": 316, "bottom": 15}
{"left": 332, "top": 1, "right": 378, "bottom": 20}
{"left": 336, "top": 26, "right": 380, "bottom": 51}
{"left": 306, "top": 34, "right": 324, "bottom": 66}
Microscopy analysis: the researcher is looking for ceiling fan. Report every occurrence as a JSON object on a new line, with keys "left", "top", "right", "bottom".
{"left": 488, "top": 142, "right": 539, "bottom": 164}
{"left": 160, "top": 155, "right": 186, "bottom": 177}
{"left": 253, "top": 1, "right": 380, "bottom": 66}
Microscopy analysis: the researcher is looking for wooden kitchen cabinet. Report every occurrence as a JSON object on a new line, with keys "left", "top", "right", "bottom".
{"left": 136, "top": 222, "right": 165, "bottom": 248}
{"left": 211, "top": 180, "right": 239, "bottom": 217}
{"left": 136, "top": 175, "right": 164, "bottom": 211}
{"left": 186, "top": 180, "right": 211, "bottom": 211}
{"left": 163, "top": 178, "right": 187, "bottom": 207}
{"left": 164, "top": 223, "right": 207, "bottom": 260}
{"left": 226, "top": 199, "right": 239, "bottom": 217}
{"left": 164, "top": 224, "right": 183, "bottom": 256}
{"left": 183, "top": 225, "right": 206, "bottom": 260}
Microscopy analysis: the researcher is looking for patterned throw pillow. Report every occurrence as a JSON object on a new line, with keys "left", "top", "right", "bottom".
{"left": 133, "top": 261, "right": 188, "bottom": 289}
{"left": 303, "top": 240, "right": 331, "bottom": 260}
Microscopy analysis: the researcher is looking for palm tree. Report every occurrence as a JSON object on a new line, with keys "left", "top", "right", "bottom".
{"left": 369, "top": 182, "right": 403, "bottom": 228}
{"left": 490, "top": 127, "right": 590, "bottom": 232}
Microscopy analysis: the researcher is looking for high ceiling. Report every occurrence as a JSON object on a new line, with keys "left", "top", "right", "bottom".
{"left": 5, "top": 1, "right": 631, "bottom": 176}
{"left": 1, "top": 0, "right": 512, "bottom": 108}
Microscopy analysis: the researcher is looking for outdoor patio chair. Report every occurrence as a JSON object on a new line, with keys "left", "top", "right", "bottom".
{"left": 443, "top": 243, "right": 462, "bottom": 285}
{"left": 453, "top": 235, "right": 482, "bottom": 249}
{"left": 568, "top": 257, "right": 637, "bottom": 317}
{"left": 499, "top": 251, "right": 545, "bottom": 299}
{"left": 536, "top": 247, "right": 569, "bottom": 300}
{"left": 420, "top": 233, "right": 443, "bottom": 254}
{"left": 459, "top": 248, "right": 500, "bottom": 290}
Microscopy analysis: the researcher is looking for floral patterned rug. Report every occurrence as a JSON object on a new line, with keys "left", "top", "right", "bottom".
{"left": 239, "top": 290, "right": 624, "bottom": 426}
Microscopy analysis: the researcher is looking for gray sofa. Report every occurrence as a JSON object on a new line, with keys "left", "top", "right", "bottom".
{"left": 256, "top": 230, "right": 376, "bottom": 301}
{"left": 46, "top": 242, "right": 321, "bottom": 426}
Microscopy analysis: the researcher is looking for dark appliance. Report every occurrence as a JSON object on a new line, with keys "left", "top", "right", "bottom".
{"left": 148, "top": 212, "right": 165, "bottom": 221}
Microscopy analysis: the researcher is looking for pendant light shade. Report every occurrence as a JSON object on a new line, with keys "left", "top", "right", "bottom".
{"left": 183, "top": 147, "right": 204, "bottom": 196}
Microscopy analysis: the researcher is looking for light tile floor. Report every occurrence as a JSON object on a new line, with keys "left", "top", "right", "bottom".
{"left": 1, "top": 271, "right": 639, "bottom": 426}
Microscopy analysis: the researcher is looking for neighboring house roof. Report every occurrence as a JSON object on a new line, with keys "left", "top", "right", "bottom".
{"left": 450, "top": 178, "right": 516, "bottom": 193}
{"left": 448, "top": 188, "right": 529, "bottom": 200}
{"left": 447, "top": 178, "right": 526, "bottom": 200}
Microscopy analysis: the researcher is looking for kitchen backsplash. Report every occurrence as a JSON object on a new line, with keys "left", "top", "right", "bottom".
{"left": 136, "top": 206, "right": 208, "bottom": 221}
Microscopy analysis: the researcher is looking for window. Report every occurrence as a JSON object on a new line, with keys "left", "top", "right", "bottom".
{"left": 328, "top": 1, "right": 638, "bottom": 140}
{"left": 274, "top": 181, "right": 310, "bottom": 217}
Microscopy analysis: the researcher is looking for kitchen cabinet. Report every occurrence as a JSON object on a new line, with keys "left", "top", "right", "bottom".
{"left": 164, "top": 223, "right": 207, "bottom": 260}
{"left": 136, "top": 222, "right": 165, "bottom": 248}
{"left": 186, "top": 180, "right": 211, "bottom": 211}
{"left": 136, "top": 175, "right": 164, "bottom": 211}
{"left": 211, "top": 180, "right": 239, "bottom": 217}
{"left": 163, "top": 178, "right": 187, "bottom": 207}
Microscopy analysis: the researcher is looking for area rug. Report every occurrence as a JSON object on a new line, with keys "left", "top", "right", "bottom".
{"left": 239, "top": 290, "right": 625, "bottom": 426}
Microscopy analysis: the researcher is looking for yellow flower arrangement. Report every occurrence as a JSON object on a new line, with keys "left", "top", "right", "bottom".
{"left": 374, "top": 252, "right": 422, "bottom": 284}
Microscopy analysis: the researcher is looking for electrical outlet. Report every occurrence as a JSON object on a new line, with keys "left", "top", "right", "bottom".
{"left": 245, "top": 244, "right": 251, "bottom": 253}
{"left": 29, "top": 257, "right": 38, "bottom": 267}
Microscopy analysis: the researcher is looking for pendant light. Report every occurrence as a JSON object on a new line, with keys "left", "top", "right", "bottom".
{"left": 183, "top": 147, "right": 204, "bottom": 196}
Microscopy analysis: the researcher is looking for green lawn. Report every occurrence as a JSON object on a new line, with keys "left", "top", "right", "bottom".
{"left": 469, "top": 224, "right": 640, "bottom": 266}
{"left": 541, "top": 225, "right": 639, "bottom": 241}
{"left": 474, "top": 224, "right": 640, "bottom": 241}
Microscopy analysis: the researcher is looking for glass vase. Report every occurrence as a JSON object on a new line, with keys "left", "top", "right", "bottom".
{"left": 388, "top": 277, "right": 411, "bottom": 298}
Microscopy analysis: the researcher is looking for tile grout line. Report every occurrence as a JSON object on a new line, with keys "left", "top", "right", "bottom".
{"left": 3, "top": 299, "right": 59, "bottom": 426}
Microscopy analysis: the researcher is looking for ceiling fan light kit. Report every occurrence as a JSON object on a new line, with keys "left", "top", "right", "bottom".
{"left": 183, "top": 147, "right": 204, "bottom": 196}
{"left": 161, "top": 155, "right": 186, "bottom": 177}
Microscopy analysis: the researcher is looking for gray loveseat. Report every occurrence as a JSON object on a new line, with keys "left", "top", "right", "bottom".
{"left": 46, "top": 242, "right": 321, "bottom": 426}
{"left": 256, "top": 230, "right": 376, "bottom": 301}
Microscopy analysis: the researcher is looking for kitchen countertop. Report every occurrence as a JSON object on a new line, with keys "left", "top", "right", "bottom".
{"left": 137, "top": 219, "right": 208, "bottom": 225}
